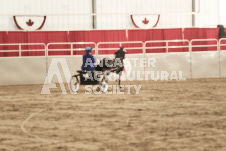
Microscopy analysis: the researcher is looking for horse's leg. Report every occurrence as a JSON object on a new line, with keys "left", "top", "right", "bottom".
{"left": 118, "top": 71, "right": 123, "bottom": 90}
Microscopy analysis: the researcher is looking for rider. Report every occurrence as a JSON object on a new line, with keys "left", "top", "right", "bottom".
{"left": 81, "top": 47, "right": 97, "bottom": 83}
{"left": 81, "top": 47, "right": 96, "bottom": 71}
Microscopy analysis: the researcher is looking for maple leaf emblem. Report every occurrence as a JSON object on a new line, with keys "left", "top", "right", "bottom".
{"left": 142, "top": 18, "right": 149, "bottom": 24}
{"left": 26, "top": 19, "right": 34, "bottom": 26}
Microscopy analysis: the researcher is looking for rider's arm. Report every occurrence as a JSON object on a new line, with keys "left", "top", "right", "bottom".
{"left": 91, "top": 56, "right": 96, "bottom": 63}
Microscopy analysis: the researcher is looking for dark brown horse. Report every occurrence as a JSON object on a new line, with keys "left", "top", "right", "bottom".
{"left": 95, "top": 47, "right": 126, "bottom": 89}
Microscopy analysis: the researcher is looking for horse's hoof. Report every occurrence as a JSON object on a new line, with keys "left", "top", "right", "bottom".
{"left": 118, "top": 86, "right": 124, "bottom": 90}
{"left": 95, "top": 86, "right": 101, "bottom": 92}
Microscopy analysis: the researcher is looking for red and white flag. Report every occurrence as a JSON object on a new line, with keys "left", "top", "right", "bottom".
{"left": 131, "top": 14, "right": 160, "bottom": 29}
{"left": 13, "top": 15, "right": 46, "bottom": 30}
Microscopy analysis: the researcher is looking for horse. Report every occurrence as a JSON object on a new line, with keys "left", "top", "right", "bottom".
{"left": 95, "top": 47, "right": 126, "bottom": 89}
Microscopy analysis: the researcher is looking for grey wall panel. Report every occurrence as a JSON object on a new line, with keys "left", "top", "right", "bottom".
{"left": 145, "top": 53, "right": 191, "bottom": 80}
{"left": 191, "top": 51, "right": 220, "bottom": 78}
{"left": 220, "top": 50, "right": 226, "bottom": 77}
{"left": 0, "top": 57, "right": 47, "bottom": 85}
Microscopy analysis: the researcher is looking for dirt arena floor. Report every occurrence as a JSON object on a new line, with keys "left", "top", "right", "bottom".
{"left": 1, "top": 78, "right": 226, "bottom": 151}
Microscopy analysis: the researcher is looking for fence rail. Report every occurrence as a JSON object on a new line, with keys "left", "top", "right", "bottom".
{"left": 0, "top": 43, "right": 46, "bottom": 57}
{"left": 144, "top": 39, "right": 190, "bottom": 53}
{"left": 190, "top": 39, "right": 219, "bottom": 52}
{"left": 97, "top": 41, "right": 144, "bottom": 55}
{"left": 1, "top": 38, "right": 226, "bottom": 57}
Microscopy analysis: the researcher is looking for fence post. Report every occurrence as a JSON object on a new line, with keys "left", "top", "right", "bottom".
{"left": 166, "top": 41, "right": 168, "bottom": 53}
{"left": 19, "top": 44, "right": 21, "bottom": 57}
{"left": 71, "top": 43, "right": 73, "bottom": 56}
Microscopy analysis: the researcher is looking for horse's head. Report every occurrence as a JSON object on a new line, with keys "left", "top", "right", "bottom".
{"left": 114, "top": 47, "right": 126, "bottom": 59}
{"left": 96, "top": 47, "right": 126, "bottom": 72}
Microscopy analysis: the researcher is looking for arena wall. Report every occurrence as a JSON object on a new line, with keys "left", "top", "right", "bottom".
{"left": 0, "top": 49, "right": 225, "bottom": 86}
{"left": 0, "top": 0, "right": 220, "bottom": 30}
{"left": 145, "top": 53, "right": 191, "bottom": 80}
{"left": 191, "top": 51, "right": 220, "bottom": 78}
{"left": 0, "top": 28, "right": 220, "bottom": 57}
{"left": 0, "top": 26, "right": 224, "bottom": 85}
{"left": 0, "top": 57, "right": 47, "bottom": 85}
{"left": 220, "top": 50, "right": 226, "bottom": 77}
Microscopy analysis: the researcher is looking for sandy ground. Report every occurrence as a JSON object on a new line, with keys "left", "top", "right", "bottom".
{"left": 0, "top": 78, "right": 226, "bottom": 151}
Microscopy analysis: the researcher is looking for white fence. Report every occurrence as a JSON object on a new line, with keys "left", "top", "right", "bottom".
{"left": 0, "top": 43, "right": 46, "bottom": 57}
{"left": 1, "top": 38, "right": 225, "bottom": 57}
{"left": 144, "top": 40, "right": 190, "bottom": 53}
{"left": 96, "top": 41, "right": 144, "bottom": 55}
{"left": 47, "top": 42, "right": 96, "bottom": 56}
{"left": 1, "top": 38, "right": 226, "bottom": 85}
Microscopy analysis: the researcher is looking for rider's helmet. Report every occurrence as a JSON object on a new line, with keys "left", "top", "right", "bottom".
{"left": 85, "top": 47, "right": 92, "bottom": 53}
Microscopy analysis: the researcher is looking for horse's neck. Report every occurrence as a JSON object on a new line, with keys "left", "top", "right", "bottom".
{"left": 114, "top": 57, "right": 124, "bottom": 62}
{"left": 114, "top": 58, "right": 124, "bottom": 65}
{"left": 114, "top": 57, "right": 123, "bottom": 61}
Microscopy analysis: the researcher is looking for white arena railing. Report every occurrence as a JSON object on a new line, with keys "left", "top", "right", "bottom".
{"left": 144, "top": 40, "right": 190, "bottom": 53}
{"left": 0, "top": 38, "right": 226, "bottom": 85}
{"left": 0, "top": 39, "right": 225, "bottom": 57}
{"left": 96, "top": 41, "right": 144, "bottom": 55}
{"left": 219, "top": 38, "right": 226, "bottom": 50}
{"left": 0, "top": 43, "right": 46, "bottom": 57}
{"left": 188, "top": 39, "right": 220, "bottom": 78}
{"left": 47, "top": 42, "right": 96, "bottom": 56}
{"left": 189, "top": 39, "right": 218, "bottom": 52}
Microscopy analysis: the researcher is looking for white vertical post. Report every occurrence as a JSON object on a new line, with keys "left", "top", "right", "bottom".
{"left": 166, "top": 41, "right": 169, "bottom": 53}
{"left": 45, "top": 44, "right": 48, "bottom": 84}
{"left": 19, "top": 44, "right": 21, "bottom": 57}
{"left": 218, "top": 39, "right": 221, "bottom": 77}
{"left": 143, "top": 42, "right": 146, "bottom": 73}
{"left": 94, "top": 44, "right": 98, "bottom": 57}
{"left": 143, "top": 42, "right": 145, "bottom": 55}
{"left": 189, "top": 40, "right": 192, "bottom": 78}
{"left": 71, "top": 43, "right": 73, "bottom": 56}
{"left": 96, "top": 43, "right": 99, "bottom": 56}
